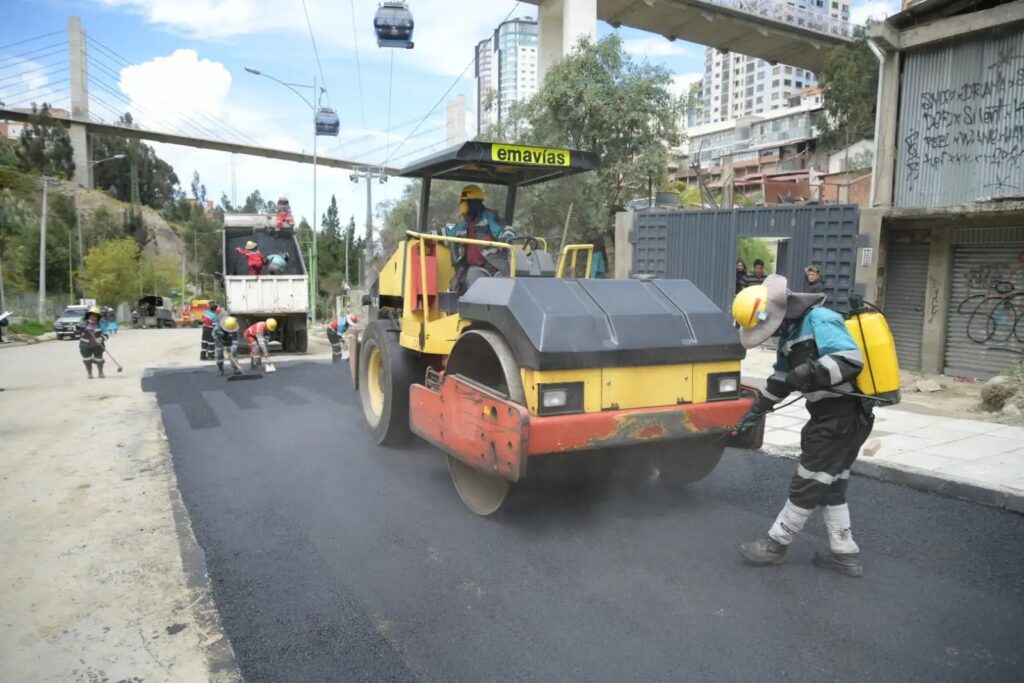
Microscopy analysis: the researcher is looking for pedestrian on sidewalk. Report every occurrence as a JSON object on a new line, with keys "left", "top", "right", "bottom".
{"left": 736, "top": 260, "right": 748, "bottom": 294}
{"left": 214, "top": 315, "right": 243, "bottom": 376}
{"left": 244, "top": 318, "right": 276, "bottom": 368}
{"left": 266, "top": 252, "right": 289, "bottom": 275}
{"left": 743, "top": 259, "right": 767, "bottom": 287}
{"left": 236, "top": 240, "right": 265, "bottom": 276}
{"left": 200, "top": 302, "right": 220, "bottom": 361}
{"left": 732, "top": 274, "right": 874, "bottom": 578}
{"left": 326, "top": 313, "right": 358, "bottom": 363}
{"left": 79, "top": 306, "right": 108, "bottom": 379}
{"left": 803, "top": 264, "right": 826, "bottom": 294}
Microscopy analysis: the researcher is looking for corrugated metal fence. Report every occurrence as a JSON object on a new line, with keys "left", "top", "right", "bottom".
{"left": 631, "top": 205, "right": 860, "bottom": 313}
{"left": 895, "top": 27, "right": 1024, "bottom": 208}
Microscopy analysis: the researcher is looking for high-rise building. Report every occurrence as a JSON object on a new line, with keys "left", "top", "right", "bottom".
{"left": 475, "top": 17, "right": 539, "bottom": 133}
{"left": 698, "top": 0, "right": 849, "bottom": 125}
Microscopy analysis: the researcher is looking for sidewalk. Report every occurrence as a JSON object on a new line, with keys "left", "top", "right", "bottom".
{"left": 742, "top": 347, "right": 1024, "bottom": 513}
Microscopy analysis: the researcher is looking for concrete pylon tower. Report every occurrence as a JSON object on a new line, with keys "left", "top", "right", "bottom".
{"left": 537, "top": 0, "right": 597, "bottom": 78}
{"left": 446, "top": 95, "right": 466, "bottom": 146}
{"left": 68, "top": 16, "right": 93, "bottom": 188}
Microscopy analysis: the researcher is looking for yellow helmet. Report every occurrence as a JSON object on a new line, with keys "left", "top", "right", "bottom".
{"left": 278, "top": 196, "right": 289, "bottom": 203}
{"left": 245, "top": 240, "right": 257, "bottom": 250}
{"left": 222, "top": 316, "right": 238, "bottom": 332}
{"left": 459, "top": 184, "right": 484, "bottom": 216}
{"left": 732, "top": 284, "right": 770, "bottom": 329}
{"left": 87, "top": 306, "right": 101, "bottom": 316}
{"left": 266, "top": 318, "right": 278, "bottom": 331}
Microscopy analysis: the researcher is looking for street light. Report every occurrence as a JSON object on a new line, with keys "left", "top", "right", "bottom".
{"left": 245, "top": 66, "right": 322, "bottom": 324}
{"left": 89, "top": 154, "right": 126, "bottom": 165}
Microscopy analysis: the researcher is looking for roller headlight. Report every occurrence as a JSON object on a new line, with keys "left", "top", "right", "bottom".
{"left": 538, "top": 382, "right": 583, "bottom": 416}
{"left": 707, "top": 372, "right": 741, "bottom": 401}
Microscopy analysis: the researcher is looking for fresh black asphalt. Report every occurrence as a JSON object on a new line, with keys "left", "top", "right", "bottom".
{"left": 144, "top": 362, "right": 1024, "bottom": 682}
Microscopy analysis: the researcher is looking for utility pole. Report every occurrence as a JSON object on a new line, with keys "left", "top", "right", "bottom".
{"left": 37, "top": 178, "right": 48, "bottom": 320}
{"left": 350, "top": 167, "right": 388, "bottom": 286}
{"left": 75, "top": 197, "right": 84, "bottom": 268}
{"left": 68, "top": 225, "right": 74, "bottom": 301}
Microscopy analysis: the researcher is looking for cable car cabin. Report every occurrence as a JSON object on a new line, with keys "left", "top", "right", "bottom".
{"left": 351, "top": 141, "right": 764, "bottom": 516}
{"left": 374, "top": 1, "right": 414, "bottom": 49}
{"left": 315, "top": 108, "right": 340, "bottom": 136}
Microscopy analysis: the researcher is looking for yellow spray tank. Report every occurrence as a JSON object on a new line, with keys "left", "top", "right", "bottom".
{"left": 845, "top": 294, "right": 901, "bottom": 405}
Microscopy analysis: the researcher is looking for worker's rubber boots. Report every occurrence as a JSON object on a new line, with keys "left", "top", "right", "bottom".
{"left": 738, "top": 538, "right": 788, "bottom": 565}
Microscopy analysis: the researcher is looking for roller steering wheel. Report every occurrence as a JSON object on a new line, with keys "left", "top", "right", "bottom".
{"left": 507, "top": 235, "right": 541, "bottom": 252}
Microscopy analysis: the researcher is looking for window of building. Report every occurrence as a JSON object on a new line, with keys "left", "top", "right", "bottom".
{"left": 772, "top": 92, "right": 780, "bottom": 100}
{"left": 795, "top": 81, "right": 803, "bottom": 89}
{"left": 756, "top": 96, "right": 763, "bottom": 104}
{"left": 784, "top": 79, "right": 791, "bottom": 86}
{"left": 772, "top": 79, "right": 779, "bottom": 87}
{"left": 756, "top": 83, "right": 764, "bottom": 92}
{"left": 773, "top": 66, "right": 781, "bottom": 75}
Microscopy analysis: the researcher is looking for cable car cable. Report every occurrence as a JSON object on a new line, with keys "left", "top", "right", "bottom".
{"left": 301, "top": 0, "right": 331, "bottom": 107}
{"left": 348, "top": 0, "right": 367, "bottom": 128}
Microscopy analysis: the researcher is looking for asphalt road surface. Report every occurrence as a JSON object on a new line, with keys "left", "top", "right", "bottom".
{"left": 145, "top": 361, "right": 1024, "bottom": 682}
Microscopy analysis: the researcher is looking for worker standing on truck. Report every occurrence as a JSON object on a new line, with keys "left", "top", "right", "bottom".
{"left": 266, "top": 252, "right": 289, "bottom": 275}
{"left": 236, "top": 240, "right": 265, "bottom": 276}
{"left": 325, "top": 313, "right": 358, "bottom": 363}
{"left": 244, "top": 318, "right": 277, "bottom": 368}
{"left": 79, "top": 306, "right": 107, "bottom": 379}
{"left": 732, "top": 275, "right": 874, "bottom": 578}
{"left": 214, "top": 315, "right": 243, "bottom": 376}
{"left": 199, "top": 302, "right": 220, "bottom": 360}
{"left": 447, "top": 184, "right": 515, "bottom": 293}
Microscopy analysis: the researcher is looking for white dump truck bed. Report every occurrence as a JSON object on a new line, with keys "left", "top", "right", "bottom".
{"left": 223, "top": 275, "right": 309, "bottom": 315}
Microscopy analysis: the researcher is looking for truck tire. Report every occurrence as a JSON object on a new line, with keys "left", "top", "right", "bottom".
{"left": 358, "top": 321, "right": 419, "bottom": 446}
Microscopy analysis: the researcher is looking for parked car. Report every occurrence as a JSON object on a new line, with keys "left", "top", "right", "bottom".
{"left": 54, "top": 305, "right": 89, "bottom": 340}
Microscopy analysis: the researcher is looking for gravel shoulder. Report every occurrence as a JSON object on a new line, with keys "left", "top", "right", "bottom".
{"left": 0, "top": 329, "right": 241, "bottom": 682}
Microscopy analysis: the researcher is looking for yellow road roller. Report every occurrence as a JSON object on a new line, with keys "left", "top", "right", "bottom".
{"left": 351, "top": 141, "right": 764, "bottom": 515}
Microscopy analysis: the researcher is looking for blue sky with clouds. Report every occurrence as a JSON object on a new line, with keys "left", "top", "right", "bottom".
{"left": 1, "top": 0, "right": 898, "bottom": 231}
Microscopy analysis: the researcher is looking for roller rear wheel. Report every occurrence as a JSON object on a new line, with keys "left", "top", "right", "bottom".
{"left": 443, "top": 329, "right": 524, "bottom": 516}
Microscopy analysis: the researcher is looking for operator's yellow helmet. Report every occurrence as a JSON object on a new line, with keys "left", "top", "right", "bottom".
{"left": 222, "top": 316, "right": 239, "bottom": 332}
{"left": 87, "top": 306, "right": 101, "bottom": 316}
{"left": 245, "top": 240, "right": 257, "bottom": 250}
{"left": 266, "top": 318, "right": 278, "bottom": 331}
{"left": 732, "top": 285, "right": 769, "bottom": 330}
{"left": 459, "top": 184, "right": 485, "bottom": 216}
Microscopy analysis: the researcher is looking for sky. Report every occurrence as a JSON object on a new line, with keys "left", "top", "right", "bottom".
{"left": 0, "top": 0, "right": 900, "bottom": 234}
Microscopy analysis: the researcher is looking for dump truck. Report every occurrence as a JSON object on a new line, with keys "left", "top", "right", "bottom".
{"left": 221, "top": 214, "right": 309, "bottom": 352}
{"left": 351, "top": 141, "right": 765, "bottom": 515}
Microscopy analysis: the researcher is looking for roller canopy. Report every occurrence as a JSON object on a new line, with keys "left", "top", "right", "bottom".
{"left": 458, "top": 278, "right": 746, "bottom": 371}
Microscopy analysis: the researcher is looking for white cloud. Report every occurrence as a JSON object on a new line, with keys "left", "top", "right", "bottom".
{"left": 669, "top": 72, "right": 703, "bottom": 98}
{"left": 118, "top": 49, "right": 232, "bottom": 131}
{"left": 622, "top": 37, "right": 691, "bottom": 58}
{"left": 850, "top": 0, "right": 901, "bottom": 25}
{"left": 95, "top": 0, "right": 532, "bottom": 77}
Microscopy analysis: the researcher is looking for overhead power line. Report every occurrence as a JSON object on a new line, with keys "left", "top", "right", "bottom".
{"left": 387, "top": 1, "right": 522, "bottom": 164}
{"left": 301, "top": 0, "right": 330, "bottom": 106}
{"left": 0, "top": 31, "right": 63, "bottom": 54}
{"left": 0, "top": 44, "right": 66, "bottom": 70}
{"left": 348, "top": 0, "right": 366, "bottom": 127}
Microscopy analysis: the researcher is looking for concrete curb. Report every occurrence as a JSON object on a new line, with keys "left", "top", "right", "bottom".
{"left": 755, "top": 446, "right": 1024, "bottom": 515}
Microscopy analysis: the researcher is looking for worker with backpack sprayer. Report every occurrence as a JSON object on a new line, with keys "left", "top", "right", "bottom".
{"left": 731, "top": 275, "right": 900, "bottom": 578}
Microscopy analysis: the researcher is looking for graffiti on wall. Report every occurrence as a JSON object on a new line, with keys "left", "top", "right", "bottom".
{"left": 897, "top": 37, "right": 1024, "bottom": 206}
{"left": 955, "top": 251, "right": 1024, "bottom": 348}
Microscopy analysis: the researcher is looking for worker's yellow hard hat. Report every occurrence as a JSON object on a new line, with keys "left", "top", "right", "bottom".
{"left": 278, "top": 196, "right": 288, "bottom": 202}
{"left": 460, "top": 184, "right": 484, "bottom": 201}
{"left": 88, "top": 306, "right": 101, "bottom": 315}
{"left": 222, "top": 316, "right": 238, "bottom": 332}
{"left": 245, "top": 240, "right": 257, "bottom": 250}
{"left": 266, "top": 318, "right": 278, "bottom": 331}
{"left": 732, "top": 284, "right": 770, "bottom": 330}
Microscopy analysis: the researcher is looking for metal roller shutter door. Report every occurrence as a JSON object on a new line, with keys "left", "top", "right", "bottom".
{"left": 884, "top": 243, "right": 929, "bottom": 371}
{"left": 944, "top": 240, "right": 1024, "bottom": 379}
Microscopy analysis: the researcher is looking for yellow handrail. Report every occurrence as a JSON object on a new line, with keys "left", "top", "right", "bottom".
{"left": 556, "top": 244, "right": 594, "bottom": 279}
{"left": 405, "top": 231, "right": 519, "bottom": 323}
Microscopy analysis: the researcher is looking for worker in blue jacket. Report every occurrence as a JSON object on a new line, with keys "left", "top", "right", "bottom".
{"left": 200, "top": 302, "right": 220, "bottom": 360}
{"left": 732, "top": 275, "right": 873, "bottom": 578}
{"left": 447, "top": 184, "right": 515, "bottom": 293}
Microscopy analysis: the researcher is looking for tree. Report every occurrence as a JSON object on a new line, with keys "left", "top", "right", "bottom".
{"left": 241, "top": 189, "right": 272, "bottom": 213}
{"left": 139, "top": 252, "right": 181, "bottom": 296}
{"left": 92, "top": 113, "right": 180, "bottom": 210}
{"left": 16, "top": 103, "right": 75, "bottom": 179}
{"left": 738, "top": 239, "right": 776, "bottom": 274}
{"left": 189, "top": 171, "right": 207, "bottom": 205}
{"left": 81, "top": 238, "right": 140, "bottom": 305}
{"left": 817, "top": 30, "right": 878, "bottom": 152}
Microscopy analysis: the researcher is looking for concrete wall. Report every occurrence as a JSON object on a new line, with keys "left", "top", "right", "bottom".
{"left": 856, "top": 208, "right": 885, "bottom": 304}
{"left": 613, "top": 211, "right": 632, "bottom": 279}
{"left": 920, "top": 227, "right": 952, "bottom": 374}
